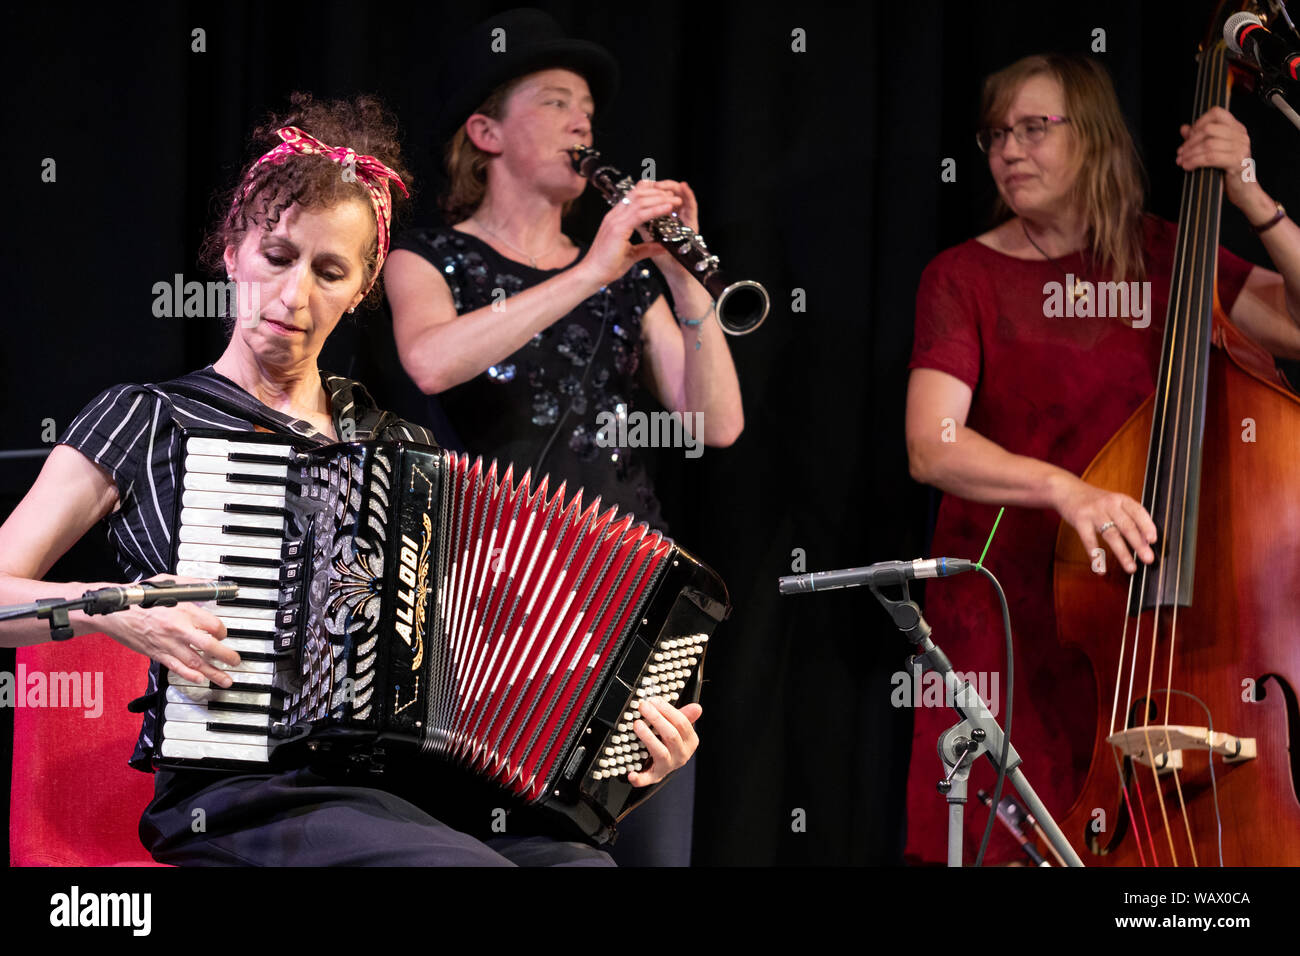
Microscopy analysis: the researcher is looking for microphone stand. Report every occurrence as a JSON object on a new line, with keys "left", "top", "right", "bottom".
{"left": 1231, "top": 49, "right": 1300, "bottom": 132}
{"left": 0, "top": 595, "right": 110, "bottom": 641}
{"left": 1263, "top": 86, "right": 1300, "bottom": 132}
{"left": 0, "top": 582, "right": 237, "bottom": 641}
{"left": 865, "top": 568, "right": 1083, "bottom": 867}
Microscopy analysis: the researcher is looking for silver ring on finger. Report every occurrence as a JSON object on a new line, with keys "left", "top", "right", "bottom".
{"left": 620, "top": 196, "right": 631, "bottom": 205}
{"left": 1098, "top": 520, "right": 1117, "bottom": 534}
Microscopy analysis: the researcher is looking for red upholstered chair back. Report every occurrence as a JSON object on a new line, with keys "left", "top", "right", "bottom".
{"left": 9, "top": 634, "right": 164, "bottom": 866}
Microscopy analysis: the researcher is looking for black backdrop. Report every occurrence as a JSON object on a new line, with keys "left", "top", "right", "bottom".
{"left": 3, "top": 0, "right": 1298, "bottom": 867}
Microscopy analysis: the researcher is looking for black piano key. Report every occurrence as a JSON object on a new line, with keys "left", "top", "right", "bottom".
{"left": 224, "top": 625, "right": 275, "bottom": 639}
{"left": 221, "top": 524, "right": 284, "bottom": 538}
{"left": 204, "top": 700, "right": 275, "bottom": 716}
{"left": 220, "top": 554, "right": 282, "bottom": 568}
{"left": 227, "top": 452, "right": 292, "bottom": 466}
{"left": 205, "top": 720, "right": 273, "bottom": 736}
{"left": 226, "top": 472, "right": 293, "bottom": 487}
{"left": 223, "top": 502, "right": 289, "bottom": 518}
{"left": 218, "top": 597, "right": 280, "bottom": 610}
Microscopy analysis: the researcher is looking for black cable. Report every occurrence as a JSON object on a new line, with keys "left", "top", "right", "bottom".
{"left": 532, "top": 284, "right": 613, "bottom": 476}
{"left": 972, "top": 564, "right": 1013, "bottom": 867}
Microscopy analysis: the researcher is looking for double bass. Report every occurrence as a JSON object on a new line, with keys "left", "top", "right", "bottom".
{"left": 1053, "top": 0, "right": 1300, "bottom": 865}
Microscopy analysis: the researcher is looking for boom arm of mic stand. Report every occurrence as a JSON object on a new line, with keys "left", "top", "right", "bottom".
{"left": 1240, "top": 59, "right": 1300, "bottom": 132}
{"left": 1265, "top": 88, "right": 1300, "bottom": 131}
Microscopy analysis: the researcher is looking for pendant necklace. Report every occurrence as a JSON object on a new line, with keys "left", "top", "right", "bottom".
{"left": 1022, "top": 220, "right": 1089, "bottom": 308}
{"left": 474, "top": 217, "right": 564, "bottom": 269}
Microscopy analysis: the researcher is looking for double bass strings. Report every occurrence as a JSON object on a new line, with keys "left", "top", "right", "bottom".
{"left": 1119, "top": 36, "right": 1230, "bottom": 868}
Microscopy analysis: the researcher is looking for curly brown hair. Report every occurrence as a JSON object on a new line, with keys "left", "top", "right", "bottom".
{"left": 201, "top": 92, "right": 414, "bottom": 310}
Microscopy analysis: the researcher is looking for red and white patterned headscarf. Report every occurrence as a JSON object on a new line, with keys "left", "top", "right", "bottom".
{"left": 240, "top": 126, "right": 409, "bottom": 294}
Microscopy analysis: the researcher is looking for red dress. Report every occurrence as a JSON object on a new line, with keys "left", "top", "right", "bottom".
{"left": 905, "top": 216, "right": 1257, "bottom": 864}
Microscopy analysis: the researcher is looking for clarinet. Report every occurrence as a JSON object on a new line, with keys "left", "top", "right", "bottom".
{"left": 568, "top": 145, "right": 769, "bottom": 335}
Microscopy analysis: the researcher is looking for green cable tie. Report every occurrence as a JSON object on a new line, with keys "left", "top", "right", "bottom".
{"left": 976, "top": 506, "right": 1005, "bottom": 569}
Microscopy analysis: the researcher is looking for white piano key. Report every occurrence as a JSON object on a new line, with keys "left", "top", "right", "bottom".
{"left": 207, "top": 656, "right": 274, "bottom": 675}
{"left": 209, "top": 604, "right": 277, "bottom": 622}
{"left": 184, "top": 454, "right": 288, "bottom": 479}
{"left": 208, "top": 614, "right": 275, "bottom": 634}
{"left": 161, "top": 738, "right": 269, "bottom": 763}
{"left": 166, "top": 684, "right": 271, "bottom": 708}
{"left": 183, "top": 489, "right": 286, "bottom": 511}
{"left": 219, "top": 637, "right": 276, "bottom": 655}
{"left": 169, "top": 670, "right": 273, "bottom": 688}
{"left": 177, "top": 541, "right": 282, "bottom": 564}
{"left": 212, "top": 585, "right": 279, "bottom": 604}
{"left": 180, "top": 507, "right": 283, "bottom": 531}
{"left": 180, "top": 523, "right": 285, "bottom": 551}
{"left": 186, "top": 436, "right": 295, "bottom": 459}
{"left": 177, "top": 560, "right": 279, "bottom": 584}
{"left": 164, "top": 702, "right": 270, "bottom": 728}
{"left": 162, "top": 719, "right": 270, "bottom": 745}
{"left": 184, "top": 471, "right": 289, "bottom": 499}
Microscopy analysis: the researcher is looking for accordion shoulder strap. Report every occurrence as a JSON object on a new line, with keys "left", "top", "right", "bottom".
{"left": 157, "top": 368, "right": 402, "bottom": 442}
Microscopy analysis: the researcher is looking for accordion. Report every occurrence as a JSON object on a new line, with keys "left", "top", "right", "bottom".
{"left": 155, "top": 430, "right": 729, "bottom": 843}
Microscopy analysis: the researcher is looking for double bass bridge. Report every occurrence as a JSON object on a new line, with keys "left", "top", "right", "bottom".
{"left": 1107, "top": 725, "right": 1256, "bottom": 774}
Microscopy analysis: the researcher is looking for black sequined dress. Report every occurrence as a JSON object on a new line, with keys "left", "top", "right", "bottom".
{"left": 392, "top": 226, "right": 669, "bottom": 531}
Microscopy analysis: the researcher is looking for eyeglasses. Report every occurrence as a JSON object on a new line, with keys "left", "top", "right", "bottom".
{"left": 975, "top": 115, "right": 1070, "bottom": 153}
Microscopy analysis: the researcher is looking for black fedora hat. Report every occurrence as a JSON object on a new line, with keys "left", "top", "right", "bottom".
{"left": 432, "top": 8, "right": 619, "bottom": 146}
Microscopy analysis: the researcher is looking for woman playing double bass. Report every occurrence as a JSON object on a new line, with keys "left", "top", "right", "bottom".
{"left": 904, "top": 52, "right": 1300, "bottom": 865}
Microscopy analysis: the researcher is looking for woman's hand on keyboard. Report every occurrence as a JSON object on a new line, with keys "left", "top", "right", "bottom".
{"left": 97, "top": 574, "right": 240, "bottom": 687}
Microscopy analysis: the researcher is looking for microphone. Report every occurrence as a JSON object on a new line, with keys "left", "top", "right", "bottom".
{"left": 1225, "top": 11, "right": 1300, "bottom": 83}
{"left": 778, "top": 557, "right": 974, "bottom": 595}
{"left": 79, "top": 580, "right": 239, "bottom": 615}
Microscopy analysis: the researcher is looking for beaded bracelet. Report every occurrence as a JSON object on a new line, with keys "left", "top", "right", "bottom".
{"left": 677, "top": 302, "right": 714, "bottom": 350}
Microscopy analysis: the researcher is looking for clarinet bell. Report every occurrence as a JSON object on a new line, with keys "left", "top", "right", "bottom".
{"left": 713, "top": 278, "right": 770, "bottom": 335}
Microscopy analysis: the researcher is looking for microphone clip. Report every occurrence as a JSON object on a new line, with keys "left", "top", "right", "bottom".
{"left": 34, "top": 598, "right": 75, "bottom": 641}
{"left": 867, "top": 576, "right": 932, "bottom": 645}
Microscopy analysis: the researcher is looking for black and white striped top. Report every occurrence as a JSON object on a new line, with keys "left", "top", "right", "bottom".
{"left": 57, "top": 365, "right": 436, "bottom": 770}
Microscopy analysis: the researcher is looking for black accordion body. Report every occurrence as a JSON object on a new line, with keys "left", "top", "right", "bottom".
{"left": 156, "top": 430, "right": 729, "bottom": 843}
